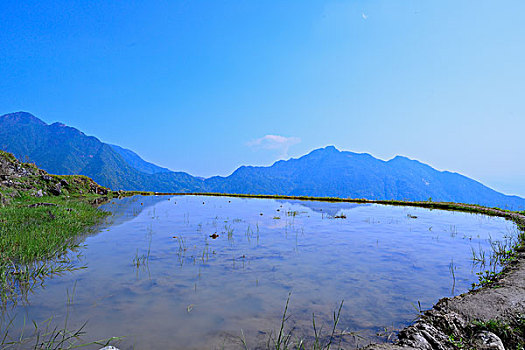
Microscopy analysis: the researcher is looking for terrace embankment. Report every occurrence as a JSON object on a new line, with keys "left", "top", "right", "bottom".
{"left": 365, "top": 213, "right": 525, "bottom": 350}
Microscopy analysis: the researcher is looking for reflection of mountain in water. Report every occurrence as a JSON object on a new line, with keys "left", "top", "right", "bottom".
{"left": 98, "top": 195, "right": 170, "bottom": 227}
{"left": 277, "top": 199, "right": 368, "bottom": 217}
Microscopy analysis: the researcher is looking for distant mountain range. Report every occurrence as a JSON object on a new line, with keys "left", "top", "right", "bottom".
{"left": 1, "top": 111, "right": 524, "bottom": 210}
{"left": 0, "top": 112, "right": 204, "bottom": 192}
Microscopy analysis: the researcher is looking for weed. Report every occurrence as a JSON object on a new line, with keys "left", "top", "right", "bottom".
{"left": 471, "top": 315, "right": 525, "bottom": 349}
{"left": 242, "top": 295, "right": 348, "bottom": 350}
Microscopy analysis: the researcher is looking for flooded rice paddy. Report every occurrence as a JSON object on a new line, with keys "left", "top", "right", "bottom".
{"left": 3, "top": 195, "right": 520, "bottom": 349}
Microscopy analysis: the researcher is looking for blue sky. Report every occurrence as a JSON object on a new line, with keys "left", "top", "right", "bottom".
{"left": 1, "top": 1, "right": 524, "bottom": 196}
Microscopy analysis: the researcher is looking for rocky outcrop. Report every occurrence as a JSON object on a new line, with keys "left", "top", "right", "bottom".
{"left": 0, "top": 150, "right": 109, "bottom": 204}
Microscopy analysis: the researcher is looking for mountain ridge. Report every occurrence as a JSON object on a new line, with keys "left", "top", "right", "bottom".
{"left": 1, "top": 111, "right": 524, "bottom": 210}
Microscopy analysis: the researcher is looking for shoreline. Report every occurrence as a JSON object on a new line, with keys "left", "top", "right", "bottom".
{"left": 117, "top": 191, "right": 525, "bottom": 227}
{"left": 364, "top": 247, "right": 525, "bottom": 349}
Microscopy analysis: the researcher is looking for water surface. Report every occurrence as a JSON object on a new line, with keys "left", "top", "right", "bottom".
{"left": 6, "top": 195, "right": 519, "bottom": 349}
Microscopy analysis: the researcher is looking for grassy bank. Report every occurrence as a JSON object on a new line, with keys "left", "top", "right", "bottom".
{"left": 0, "top": 194, "right": 119, "bottom": 349}
{"left": 0, "top": 195, "right": 109, "bottom": 264}
{"left": 0, "top": 194, "right": 110, "bottom": 305}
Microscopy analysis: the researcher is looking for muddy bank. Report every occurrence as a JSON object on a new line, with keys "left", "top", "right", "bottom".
{"left": 365, "top": 213, "right": 525, "bottom": 350}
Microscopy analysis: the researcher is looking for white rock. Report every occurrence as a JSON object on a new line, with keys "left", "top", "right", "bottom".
{"left": 471, "top": 331, "right": 505, "bottom": 350}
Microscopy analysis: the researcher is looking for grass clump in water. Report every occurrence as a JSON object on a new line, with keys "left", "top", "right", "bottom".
{"left": 240, "top": 294, "right": 353, "bottom": 350}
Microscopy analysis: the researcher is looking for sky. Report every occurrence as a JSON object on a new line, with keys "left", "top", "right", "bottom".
{"left": 1, "top": 1, "right": 524, "bottom": 196}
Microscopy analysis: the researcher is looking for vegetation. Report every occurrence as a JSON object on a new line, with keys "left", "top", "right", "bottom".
{"left": 0, "top": 195, "right": 108, "bottom": 263}
{"left": 0, "top": 150, "right": 119, "bottom": 348}
{"left": 240, "top": 295, "right": 351, "bottom": 350}
{"left": 0, "top": 149, "right": 112, "bottom": 302}
{"left": 469, "top": 224, "right": 524, "bottom": 289}
{"left": 471, "top": 316, "right": 525, "bottom": 350}
{"left": 0, "top": 194, "right": 110, "bottom": 304}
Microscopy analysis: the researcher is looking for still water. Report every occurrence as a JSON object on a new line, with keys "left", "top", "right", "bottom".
{"left": 6, "top": 195, "right": 519, "bottom": 349}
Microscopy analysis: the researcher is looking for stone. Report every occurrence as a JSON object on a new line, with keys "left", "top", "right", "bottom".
{"left": 471, "top": 331, "right": 505, "bottom": 350}
{"left": 28, "top": 203, "right": 58, "bottom": 208}
{"left": 41, "top": 175, "right": 53, "bottom": 181}
{"left": 49, "top": 184, "right": 61, "bottom": 196}
{"left": 98, "top": 347, "right": 120, "bottom": 350}
{"left": 35, "top": 189, "right": 43, "bottom": 197}
{"left": 96, "top": 187, "right": 108, "bottom": 195}
{"left": 60, "top": 179, "right": 69, "bottom": 187}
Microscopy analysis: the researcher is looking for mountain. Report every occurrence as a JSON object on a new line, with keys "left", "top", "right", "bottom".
{"left": 1, "top": 111, "right": 524, "bottom": 210}
{"left": 0, "top": 112, "right": 205, "bottom": 192}
{"left": 109, "top": 144, "right": 171, "bottom": 175}
{"left": 209, "top": 146, "right": 525, "bottom": 210}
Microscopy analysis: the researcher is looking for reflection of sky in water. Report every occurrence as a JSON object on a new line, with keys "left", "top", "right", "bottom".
{"left": 276, "top": 199, "right": 366, "bottom": 217}
{"left": 9, "top": 195, "right": 519, "bottom": 349}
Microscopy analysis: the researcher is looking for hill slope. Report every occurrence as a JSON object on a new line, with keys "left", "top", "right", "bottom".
{"left": 1, "top": 112, "right": 524, "bottom": 209}
{"left": 0, "top": 112, "right": 205, "bottom": 192}
{"left": 0, "top": 149, "right": 108, "bottom": 205}
{"left": 109, "top": 144, "right": 171, "bottom": 175}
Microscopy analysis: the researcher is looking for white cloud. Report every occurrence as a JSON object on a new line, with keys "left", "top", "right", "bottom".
{"left": 247, "top": 134, "right": 301, "bottom": 158}
{"left": 362, "top": 13, "right": 368, "bottom": 20}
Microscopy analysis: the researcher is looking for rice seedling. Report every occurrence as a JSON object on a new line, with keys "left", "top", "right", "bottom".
{"left": 0, "top": 286, "right": 122, "bottom": 350}
{"left": 238, "top": 294, "right": 349, "bottom": 350}
{"left": 449, "top": 225, "right": 458, "bottom": 237}
{"left": 449, "top": 259, "right": 456, "bottom": 295}
{"left": 132, "top": 249, "right": 149, "bottom": 268}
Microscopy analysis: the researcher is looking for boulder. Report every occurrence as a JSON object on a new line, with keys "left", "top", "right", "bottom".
{"left": 49, "top": 183, "right": 61, "bottom": 196}
{"left": 471, "top": 331, "right": 505, "bottom": 350}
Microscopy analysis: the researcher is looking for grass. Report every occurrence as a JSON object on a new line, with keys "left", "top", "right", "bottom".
{"left": 0, "top": 191, "right": 120, "bottom": 349}
{"left": 470, "top": 226, "right": 524, "bottom": 289}
{"left": 240, "top": 294, "right": 349, "bottom": 350}
{"left": 0, "top": 194, "right": 109, "bottom": 304}
{"left": 1, "top": 316, "right": 122, "bottom": 350}
{"left": 0, "top": 195, "right": 108, "bottom": 263}
{"left": 471, "top": 316, "right": 525, "bottom": 350}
